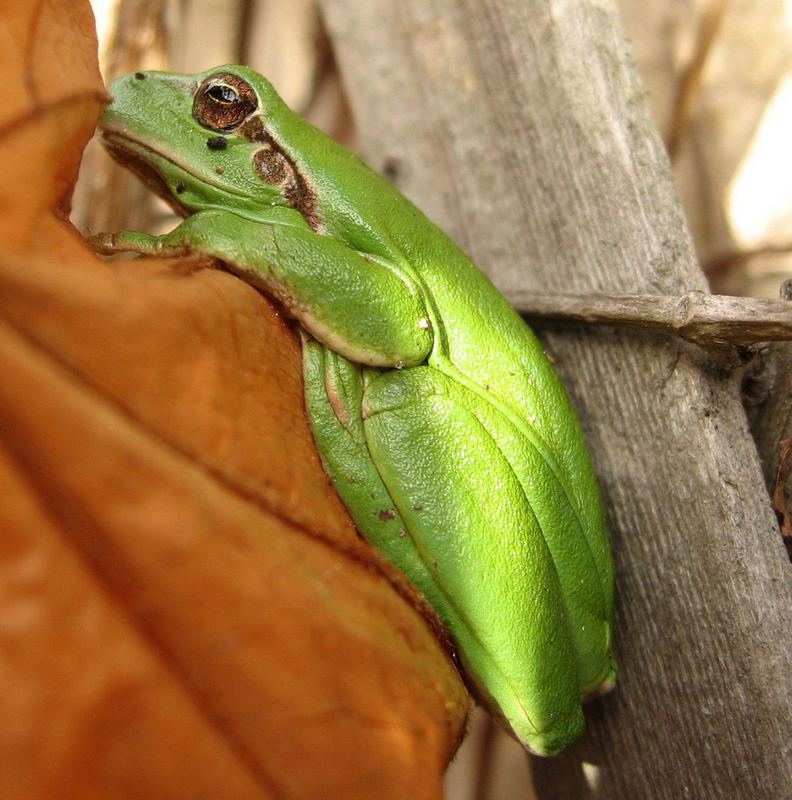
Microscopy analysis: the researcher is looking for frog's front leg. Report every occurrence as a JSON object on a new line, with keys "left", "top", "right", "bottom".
{"left": 95, "top": 209, "right": 433, "bottom": 369}
{"left": 303, "top": 336, "right": 584, "bottom": 755}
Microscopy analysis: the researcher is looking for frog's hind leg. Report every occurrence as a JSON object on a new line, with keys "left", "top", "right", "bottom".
{"left": 359, "top": 365, "right": 584, "bottom": 756}
{"left": 301, "top": 335, "right": 436, "bottom": 592}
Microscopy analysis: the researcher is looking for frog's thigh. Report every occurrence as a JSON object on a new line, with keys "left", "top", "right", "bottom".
{"left": 361, "top": 365, "right": 584, "bottom": 755}
{"left": 301, "top": 337, "right": 438, "bottom": 590}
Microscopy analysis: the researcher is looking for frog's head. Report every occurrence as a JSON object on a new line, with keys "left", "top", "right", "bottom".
{"left": 100, "top": 65, "right": 320, "bottom": 227}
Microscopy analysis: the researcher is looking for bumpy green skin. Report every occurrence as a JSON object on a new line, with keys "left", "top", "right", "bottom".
{"left": 96, "top": 66, "right": 616, "bottom": 755}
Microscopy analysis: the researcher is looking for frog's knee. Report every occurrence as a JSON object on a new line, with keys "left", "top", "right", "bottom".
{"left": 361, "top": 366, "right": 447, "bottom": 419}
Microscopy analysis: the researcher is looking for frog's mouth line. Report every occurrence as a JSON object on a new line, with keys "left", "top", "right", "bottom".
{"left": 99, "top": 128, "right": 248, "bottom": 216}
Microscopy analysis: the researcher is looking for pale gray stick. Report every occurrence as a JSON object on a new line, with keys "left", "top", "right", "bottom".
{"left": 507, "top": 288, "right": 792, "bottom": 356}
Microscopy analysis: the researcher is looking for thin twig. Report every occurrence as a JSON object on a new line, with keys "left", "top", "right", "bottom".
{"left": 665, "top": 0, "right": 729, "bottom": 159}
{"left": 472, "top": 712, "right": 498, "bottom": 800}
{"left": 704, "top": 242, "right": 792, "bottom": 281}
{"left": 507, "top": 288, "right": 792, "bottom": 364}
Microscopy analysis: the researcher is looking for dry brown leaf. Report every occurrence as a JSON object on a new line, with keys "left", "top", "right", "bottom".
{"left": 0, "top": 3, "right": 469, "bottom": 798}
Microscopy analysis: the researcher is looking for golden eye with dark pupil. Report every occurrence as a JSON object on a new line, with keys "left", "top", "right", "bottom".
{"left": 193, "top": 73, "right": 257, "bottom": 131}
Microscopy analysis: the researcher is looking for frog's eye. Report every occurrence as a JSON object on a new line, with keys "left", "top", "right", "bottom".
{"left": 194, "top": 74, "right": 257, "bottom": 131}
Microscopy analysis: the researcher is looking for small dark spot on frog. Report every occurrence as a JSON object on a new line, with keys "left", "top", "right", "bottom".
{"left": 134, "top": 72, "right": 146, "bottom": 80}
{"left": 176, "top": 181, "right": 186, "bottom": 194}
{"left": 347, "top": 474, "right": 356, "bottom": 483}
{"left": 399, "top": 529, "right": 408, "bottom": 538}
{"left": 378, "top": 509, "right": 396, "bottom": 521}
{"left": 207, "top": 136, "right": 228, "bottom": 151}
{"left": 215, "top": 167, "right": 224, "bottom": 174}
{"left": 412, "top": 504, "right": 423, "bottom": 511}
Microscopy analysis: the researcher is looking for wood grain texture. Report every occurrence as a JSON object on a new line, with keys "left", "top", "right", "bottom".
{"left": 319, "top": 1, "right": 792, "bottom": 796}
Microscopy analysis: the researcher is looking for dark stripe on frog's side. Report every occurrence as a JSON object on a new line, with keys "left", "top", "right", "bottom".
{"left": 238, "top": 114, "right": 321, "bottom": 231}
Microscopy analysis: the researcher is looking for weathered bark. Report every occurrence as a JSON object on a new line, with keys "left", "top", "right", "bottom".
{"left": 319, "top": 1, "right": 792, "bottom": 797}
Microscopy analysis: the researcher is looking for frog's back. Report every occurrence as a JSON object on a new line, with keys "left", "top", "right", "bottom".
{"left": 288, "top": 117, "right": 615, "bottom": 690}
{"left": 350, "top": 180, "right": 614, "bottom": 687}
{"left": 408, "top": 222, "right": 616, "bottom": 694}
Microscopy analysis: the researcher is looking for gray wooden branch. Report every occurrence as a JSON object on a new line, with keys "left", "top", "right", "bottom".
{"left": 508, "top": 288, "right": 792, "bottom": 364}
{"left": 319, "top": 1, "right": 792, "bottom": 798}
{"left": 510, "top": 289, "right": 792, "bottom": 345}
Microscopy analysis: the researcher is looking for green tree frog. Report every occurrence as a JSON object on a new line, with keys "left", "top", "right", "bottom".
{"left": 94, "top": 65, "right": 616, "bottom": 755}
